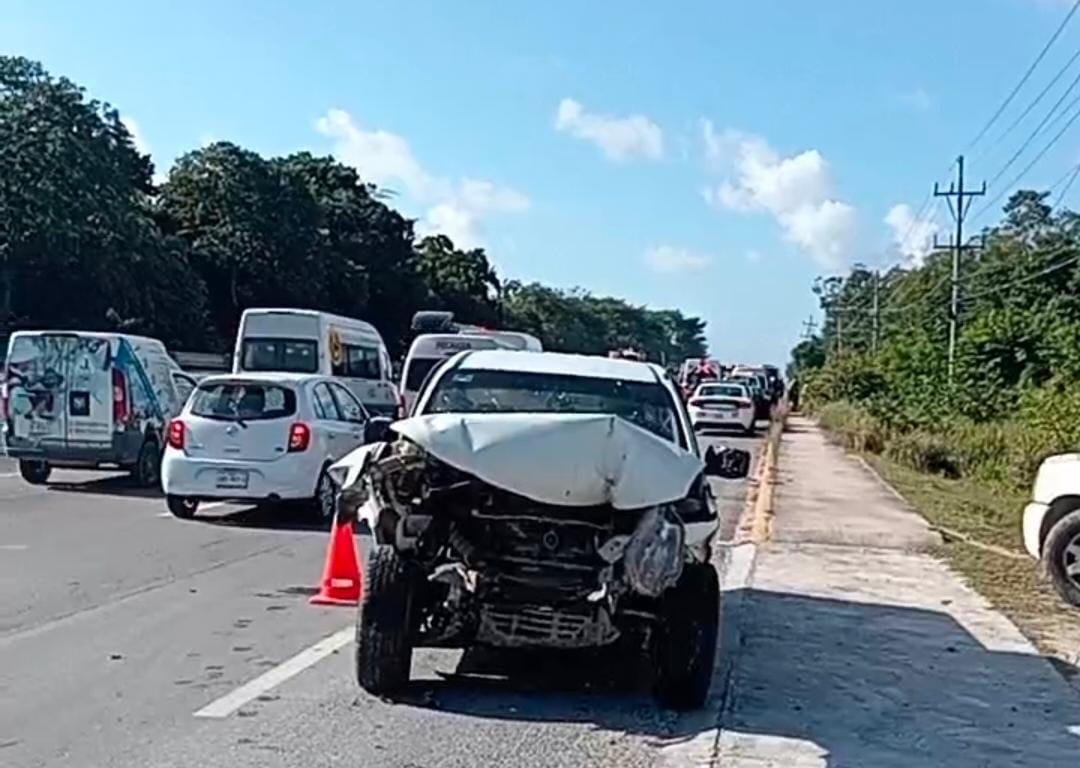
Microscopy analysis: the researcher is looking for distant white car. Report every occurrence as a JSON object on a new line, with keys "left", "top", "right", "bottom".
{"left": 1022, "top": 453, "right": 1080, "bottom": 606}
{"left": 161, "top": 372, "right": 390, "bottom": 520}
{"left": 687, "top": 382, "right": 756, "bottom": 435}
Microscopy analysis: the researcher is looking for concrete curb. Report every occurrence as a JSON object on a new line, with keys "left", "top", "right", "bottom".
{"left": 736, "top": 410, "right": 785, "bottom": 545}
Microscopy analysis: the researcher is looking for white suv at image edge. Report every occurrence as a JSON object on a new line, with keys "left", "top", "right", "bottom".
{"left": 1022, "top": 452, "right": 1080, "bottom": 606}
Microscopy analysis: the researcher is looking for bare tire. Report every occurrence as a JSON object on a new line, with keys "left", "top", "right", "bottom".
{"left": 133, "top": 439, "right": 161, "bottom": 488}
{"left": 18, "top": 459, "right": 51, "bottom": 485}
{"left": 356, "top": 545, "right": 414, "bottom": 695}
{"left": 1042, "top": 509, "right": 1080, "bottom": 607}
{"left": 166, "top": 495, "right": 198, "bottom": 519}
{"left": 653, "top": 562, "right": 720, "bottom": 710}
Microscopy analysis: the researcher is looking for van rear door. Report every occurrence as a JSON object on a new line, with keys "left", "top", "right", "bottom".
{"left": 4, "top": 333, "right": 113, "bottom": 449}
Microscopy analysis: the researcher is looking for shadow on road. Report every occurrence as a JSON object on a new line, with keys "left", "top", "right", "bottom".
{"left": 195, "top": 503, "right": 328, "bottom": 533}
{"left": 721, "top": 588, "right": 1080, "bottom": 766}
{"left": 387, "top": 589, "right": 1080, "bottom": 762}
{"left": 45, "top": 473, "right": 161, "bottom": 500}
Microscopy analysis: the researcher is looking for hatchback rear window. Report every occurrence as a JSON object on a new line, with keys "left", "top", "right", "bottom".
{"left": 191, "top": 382, "right": 297, "bottom": 421}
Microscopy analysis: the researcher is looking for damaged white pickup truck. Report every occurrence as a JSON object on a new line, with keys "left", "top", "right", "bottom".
{"left": 329, "top": 349, "right": 751, "bottom": 709}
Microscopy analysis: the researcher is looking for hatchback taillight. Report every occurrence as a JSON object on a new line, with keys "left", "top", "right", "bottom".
{"left": 689, "top": 398, "right": 704, "bottom": 407}
{"left": 0, "top": 381, "right": 8, "bottom": 421}
{"left": 167, "top": 419, "right": 185, "bottom": 450}
{"left": 288, "top": 422, "right": 311, "bottom": 452}
{"left": 112, "top": 369, "right": 129, "bottom": 425}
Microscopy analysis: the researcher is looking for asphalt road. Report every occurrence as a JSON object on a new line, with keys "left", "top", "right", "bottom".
{"left": 0, "top": 429, "right": 761, "bottom": 768}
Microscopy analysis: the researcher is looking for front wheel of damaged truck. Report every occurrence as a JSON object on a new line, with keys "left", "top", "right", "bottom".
{"left": 355, "top": 545, "right": 415, "bottom": 695}
{"left": 652, "top": 562, "right": 720, "bottom": 711}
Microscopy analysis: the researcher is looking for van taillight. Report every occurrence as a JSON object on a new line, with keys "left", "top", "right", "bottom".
{"left": 112, "top": 369, "right": 129, "bottom": 424}
{"left": 167, "top": 419, "right": 185, "bottom": 450}
{"left": 288, "top": 422, "right": 311, "bottom": 452}
{"left": 396, "top": 394, "right": 406, "bottom": 419}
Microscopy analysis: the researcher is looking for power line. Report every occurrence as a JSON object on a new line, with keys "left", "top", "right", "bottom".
{"left": 971, "top": 98, "right": 1080, "bottom": 221}
{"left": 960, "top": 247, "right": 1080, "bottom": 303}
{"left": 1054, "top": 161, "right": 1080, "bottom": 206}
{"left": 980, "top": 46, "right": 1080, "bottom": 160}
{"left": 984, "top": 65, "right": 1080, "bottom": 190}
{"left": 968, "top": 0, "right": 1080, "bottom": 150}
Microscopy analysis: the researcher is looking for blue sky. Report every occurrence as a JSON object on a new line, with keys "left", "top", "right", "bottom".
{"left": 5, "top": 0, "right": 1079, "bottom": 364}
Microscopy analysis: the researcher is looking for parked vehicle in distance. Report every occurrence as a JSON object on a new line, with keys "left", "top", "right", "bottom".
{"left": 411, "top": 310, "right": 543, "bottom": 353}
{"left": 400, "top": 334, "right": 507, "bottom": 416}
{"left": 2, "top": 331, "right": 196, "bottom": 486}
{"left": 730, "top": 371, "right": 771, "bottom": 420}
{"left": 687, "top": 381, "right": 756, "bottom": 435}
{"left": 233, "top": 308, "right": 399, "bottom": 418}
{"left": 331, "top": 349, "right": 751, "bottom": 710}
{"left": 161, "top": 373, "right": 392, "bottom": 520}
{"left": 1022, "top": 453, "right": 1080, "bottom": 607}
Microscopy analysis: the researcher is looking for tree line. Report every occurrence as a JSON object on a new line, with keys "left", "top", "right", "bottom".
{"left": 790, "top": 188, "right": 1080, "bottom": 486}
{"left": 0, "top": 56, "right": 707, "bottom": 364}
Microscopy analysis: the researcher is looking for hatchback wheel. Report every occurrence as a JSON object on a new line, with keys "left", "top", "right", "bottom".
{"left": 314, "top": 467, "right": 337, "bottom": 522}
{"left": 166, "top": 495, "right": 199, "bottom": 519}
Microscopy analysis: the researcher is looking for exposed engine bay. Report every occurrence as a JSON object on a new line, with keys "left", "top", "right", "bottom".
{"left": 335, "top": 413, "right": 718, "bottom": 650}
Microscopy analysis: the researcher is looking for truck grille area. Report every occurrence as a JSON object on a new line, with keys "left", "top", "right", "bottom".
{"left": 476, "top": 603, "right": 618, "bottom": 648}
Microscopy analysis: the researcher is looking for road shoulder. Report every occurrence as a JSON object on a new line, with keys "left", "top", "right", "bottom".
{"left": 714, "top": 416, "right": 1080, "bottom": 766}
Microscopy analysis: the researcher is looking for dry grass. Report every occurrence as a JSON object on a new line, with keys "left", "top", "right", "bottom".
{"left": 867, "top": 454, "right": 1080, "bottom": 670}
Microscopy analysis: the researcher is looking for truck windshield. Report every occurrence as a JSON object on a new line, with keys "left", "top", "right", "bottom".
{"left": 240, "top": 338, "right": 318, "bottom": 374}
{"left": 424, "top": 368, "right": 684, "bottom": 446}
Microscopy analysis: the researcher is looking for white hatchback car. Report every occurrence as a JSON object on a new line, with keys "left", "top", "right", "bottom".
{"left": 687, "top": 382, "right": 756, "bottom": 435}
{"left": 161, "top": 373, "right": 389, "bottom": 520}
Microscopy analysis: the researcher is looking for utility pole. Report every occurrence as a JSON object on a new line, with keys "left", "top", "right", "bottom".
{"left": 871, "top": 270, "right": 880, "bottom": 355}
{"left": 933, "top": 155, "right": 985, "bottom": 383}
{"left": 801, "top": 316, "right": 818, "bottom": 339}
{"left": 835, "top": 310, "right": 843, "bottom": 357}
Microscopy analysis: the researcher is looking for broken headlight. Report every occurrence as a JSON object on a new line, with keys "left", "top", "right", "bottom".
{"left": 622, "top": 505, "right": 685, "bottom": 597}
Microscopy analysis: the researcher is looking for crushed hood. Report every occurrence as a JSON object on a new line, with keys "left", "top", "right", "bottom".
{"left": 391, "top": 412, "right": 703, "bottom": 509}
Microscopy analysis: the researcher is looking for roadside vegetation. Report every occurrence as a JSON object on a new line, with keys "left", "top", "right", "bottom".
{"left": 0, "top": 56, "right": 707, "bottom": 361}
{"left": 790, "top": 191, "right": 1080, "bottom": 662}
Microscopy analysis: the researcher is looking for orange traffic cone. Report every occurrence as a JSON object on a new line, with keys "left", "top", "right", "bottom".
{"left": 309, "top": 517, "right": 363, "bottom": 606}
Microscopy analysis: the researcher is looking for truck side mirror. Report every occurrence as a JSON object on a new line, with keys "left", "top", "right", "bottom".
{"left": 703, "top": 445, "right": 751, "bottom": 479}
{"left": 364, "top": 417, "right": 393, "bottom": 444}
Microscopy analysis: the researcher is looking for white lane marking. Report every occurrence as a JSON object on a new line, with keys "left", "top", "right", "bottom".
{"left": 193, "top": 627, "right": 352, "bottom": 718}
{"left": 0, "top": 544, "right": 29, "bottom": 551}
{"left": 0, "top": 472, "right": 19, "bottom": 478}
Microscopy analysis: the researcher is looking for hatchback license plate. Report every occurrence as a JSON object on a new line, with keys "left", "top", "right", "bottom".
{"left": 216, "top": 469, "right": 249, "bottom": 490}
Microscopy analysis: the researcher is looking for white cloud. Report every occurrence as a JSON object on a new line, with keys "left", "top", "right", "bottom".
{"left": 701, "top": 121, "right": 858, "bottom": 268}
{"left": 884, "top": 203, "right": 940, "bottom": 266}
{"left": 316, "top": 108, "right": 529, "bottom": 249}
{"left": 643, "top": 245, "right": 711, "bottom": 274}
{"left": 898, "top": 87, "right": 932, "bottom": 111}
{"left": 554, "top": 98, "right": 664, "bottom": 162}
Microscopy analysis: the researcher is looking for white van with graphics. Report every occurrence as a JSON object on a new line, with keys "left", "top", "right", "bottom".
{"left": 233, "top": 309, "right": 398, "bottom": 418}
{"left": 1, "top": 331, "right": 196, "bottom": 486}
